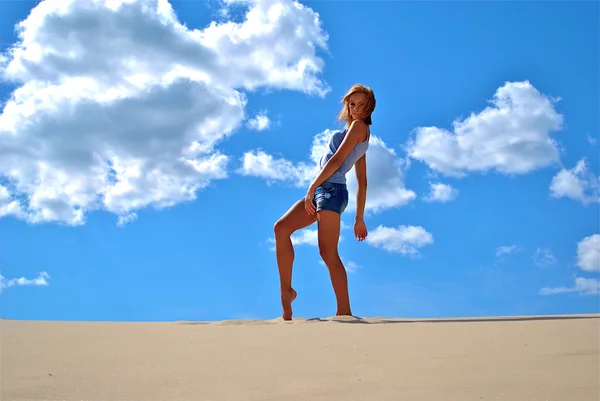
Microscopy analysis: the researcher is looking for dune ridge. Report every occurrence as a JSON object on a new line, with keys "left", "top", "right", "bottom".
{"left": 173, "top": 312, "right": 600, "bottom": 325}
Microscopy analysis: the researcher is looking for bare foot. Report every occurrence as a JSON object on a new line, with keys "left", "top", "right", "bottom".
{"left": 281, "top": 288, "right": 297, "bottom": 321}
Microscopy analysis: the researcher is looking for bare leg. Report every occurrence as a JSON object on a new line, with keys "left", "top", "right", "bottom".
{"left": 273, "top": 199, "right": 317, "bottom": 320}
{"left": 317, "top": 210, "right": 352, "bottom": 316}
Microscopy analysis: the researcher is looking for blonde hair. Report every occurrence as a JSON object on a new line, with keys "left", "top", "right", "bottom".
{"left": 337, "top": 84, "right": 376, "bottom": 127}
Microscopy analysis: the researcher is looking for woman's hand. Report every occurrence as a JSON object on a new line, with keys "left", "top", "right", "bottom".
{"left": 354, "top": 219, "right": 368, "bottom": 241}
{"left": 305, "top": 186, "right": 316, "bottom": 215}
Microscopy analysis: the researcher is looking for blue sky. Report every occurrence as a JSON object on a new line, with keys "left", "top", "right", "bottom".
{"left": 0, "top": 0, "right": 598, "bottom": 322}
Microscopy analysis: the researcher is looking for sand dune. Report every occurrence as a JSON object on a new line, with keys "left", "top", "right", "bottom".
{"left": 2, "top": 314, "right": 599, "bottom": 401}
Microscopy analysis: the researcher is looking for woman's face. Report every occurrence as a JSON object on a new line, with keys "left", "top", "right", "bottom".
{"left": 348, "top": 92, "right": 368, "bottom": 121}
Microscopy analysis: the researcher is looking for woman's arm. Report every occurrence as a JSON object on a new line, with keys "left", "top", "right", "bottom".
{"left": 308, "top": 120, "right": 368, "bottom": 190}
{"left": 354, "top": 154, "right": 367, "bottom": 222}
{"left": 353, "top": 154, "right": 368, "bottom": 241}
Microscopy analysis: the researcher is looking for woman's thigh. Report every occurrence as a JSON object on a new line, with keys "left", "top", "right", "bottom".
{"left": 274, "top": 199, "right": 317, "bottom": 235}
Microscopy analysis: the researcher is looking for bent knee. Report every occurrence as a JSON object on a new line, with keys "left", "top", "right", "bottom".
{"left": 274, "top": 219, "right": 290, "bottom": 236}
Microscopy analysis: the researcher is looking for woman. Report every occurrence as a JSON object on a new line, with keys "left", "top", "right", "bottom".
{"left": 273, "top": 84, "right": 376, "bottom": 320}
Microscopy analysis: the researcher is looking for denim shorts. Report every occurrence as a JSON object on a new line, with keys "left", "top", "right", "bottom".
{"left": 312, "top": 181, "right": 348, "bottom": 215}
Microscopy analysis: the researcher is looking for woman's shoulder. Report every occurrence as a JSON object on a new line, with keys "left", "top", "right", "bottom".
{"left": 349, "top": 119, "right": 368, "bottom": 129}
{"left": 347, "top": 120, "right": 369, "bottom": 142}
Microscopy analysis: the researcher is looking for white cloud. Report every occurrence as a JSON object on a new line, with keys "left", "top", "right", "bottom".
{"left": 540, "top": 277, "right": 599, "bottom": 296}
{"left": 405, "top": 81, "right": 564, "bottom": 177}
{"left": 365, "top": 225, "right": 434, "bottom": 256}
{"left": 247, "top": 111, "right": 271, "bottom": 131}
{"left": 576, "top": 234, "right": 600, "bottom": 272}
{"left": 345, "top": 260, "right": 360, "bottom": 273}
{"left": 532, "top": 247, "right": 556, "bottom": 267}
{"left": 0, "top": 0, "right": 329, "bottom": 226}
{"left": 549, "top": 158, "right": 600, "bottom": 205}
{"left": 423, "top": 182, "right": 458, "bottom": 203}
{"left": 292, "top": 228, "right": 318, "bottom": 246}
{"left": 240, "top": 150, "right": 314, "bottom": 186}
{"left": 0, "top": 184, "right": 25, "bottom": 219}
{"left": 539, "top": 235, "right": 600, "bottom": 296}
{"left": 117, "top": 212, "right": 138, "bottom": 227}
{"left": 267, "top": 227, "right": 343, "bottom": 250}
{"left": 496, "top": 245, "right": 518, "bottom": 258}
{"left": 346, "top": 136, "right": 416, "bottom": 213}
{"left": 240, "top": 130, "right": 416, "bottom": 213}
{"left": 309, "top": 129, "right": 336, "bottom": 165}
{"left": 0, "top": 271, "right": 50, "bottom": 293}
{"left": 238, "top": 129, "right": 331, "bottom": 186}
{"left": 318, "top": 258, "right": 360, "bottom": 273}
{"left": 586, "top": 133, "right": 597, "bottom": 146}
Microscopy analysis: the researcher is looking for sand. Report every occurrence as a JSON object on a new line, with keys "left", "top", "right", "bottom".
{"left": 1, "top": 314, "right": 599, "bottom": 401}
